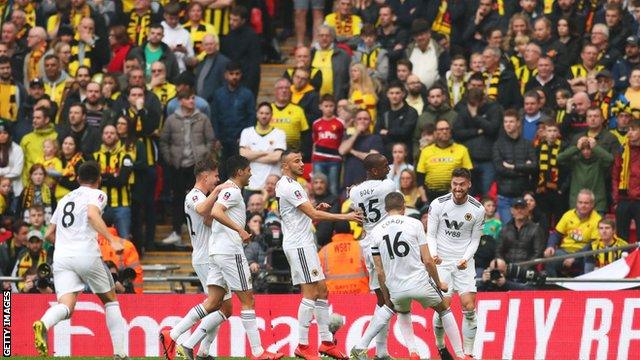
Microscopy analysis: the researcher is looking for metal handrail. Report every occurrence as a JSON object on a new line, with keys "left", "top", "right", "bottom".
{"left": 141, "top": 264, "right": 181, "bottom": 271}
{"left": 515, "top": 243, "right": 640, "bottom": 267}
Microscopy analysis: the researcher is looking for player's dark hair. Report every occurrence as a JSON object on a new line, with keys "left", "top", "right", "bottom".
{"left": 363, "top": 153, "right": 387, "bottom": 170}
{"left": 226, "top": 155, "right": 250, "bottom": 178}
{"left": 280, "top": 149, "right": 301, "bottom": 164}
{"left": 385, "top": 192, "right": 405, "bottom": 211}
{"left": 194, "top": 154, "right": 218, "bottom": 177}
{"left": 451, "top": 167, "right": 472, "bottom": 181}
{"left": 78, "top": 161, "right": 101, "bottom": 184}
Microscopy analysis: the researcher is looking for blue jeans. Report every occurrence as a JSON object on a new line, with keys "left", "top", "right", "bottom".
{"left": 104, "top": 206, "right": 132, "bottom": 239}
{"left": 313, "top": 161, "right": 341, "bottom": 196}
{"left": 545, "top": 248, "right": 585, "bottom": 277}
{"left": 497, "top": 195, "right": 516, "bottom": 224}
{"left": 472, "top": 161, "right": 496, "bottom": 196}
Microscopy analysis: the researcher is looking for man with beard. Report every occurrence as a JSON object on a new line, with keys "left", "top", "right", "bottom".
{"left": 376, "top": 5, "right": 409, "bottom": 78}
{"left": 612, "top": 36, "right": 640, "bottom": 91}
{"left": 376, "top": 81, "right": 418, "bottom": 162}
{"left": 128, "top": 23, "right": 179, "bottom": 82}
{"left": 0, "top": 55, "right": 25, "bottom": 130}
{"left": 60, "top": 66, "right": 92, "bottom": 121}
{"left": 404, "top": 74, "right": 427, "bottom": 115}
{"left": 83, "top": 82, "right": 114, "bottom": 129}
{"left": 414, "top": 85, "right": 457, "bottom": 157}
{"left": 57, "top": 103, "right": 101, "bottom": 155}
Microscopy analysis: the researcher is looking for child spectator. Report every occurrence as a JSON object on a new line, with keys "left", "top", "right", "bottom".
{"left": 17, "top": 165, "right": 54, "bottom": 223}
{"left": 41, "top": 139, "right": 62, "bottom": 196}
{"left": 0, "top": 177, "right": 12, "bottom": 216}
{"left": 312, "top": 94, "right": 345, "bottom": 196}
{"left": 482, "top": 197, "right": 502, "bottom": 241}
{"left": 554, "top": 88, "right": 571, "bottom": 124}
{"left": 387, "top": 143, "right": 414, "bottom": 188}
{"left": 27, "top": 205, "right": 50, "bottom": 253}
{"left": 536, "top": 121, "right": 569, "bottom": 226}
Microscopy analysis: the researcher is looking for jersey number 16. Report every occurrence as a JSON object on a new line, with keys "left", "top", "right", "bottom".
{"left": 383, "top": 231, "right": 409, "bottom": 259}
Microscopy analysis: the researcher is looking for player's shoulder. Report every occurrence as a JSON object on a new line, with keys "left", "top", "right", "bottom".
{"left": 186, "top": 188, "right": 205, "bottom": 204}
{"left": 466, "top": 195, "right": 483, "bottom": 209}
{"left": 430, "top": 193, "right": 452, "bottom": 208}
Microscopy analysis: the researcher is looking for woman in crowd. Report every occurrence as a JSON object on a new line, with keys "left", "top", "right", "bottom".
{"left": 523, "top": 191, "right": 549, "bottom": 235}
{"left": 399, "top": 169, "right": 426, "bottom": 210}
{"left": 55, "top": 135, "right": 84, "bottom": 200}
{"left": 106, "top": 25, "right": 132, "bottom": 73}
{"left": 556, "top": 16, "right": 581, "bottom": 68}
{"left": 348, "top": 62, "right": 378, "bottom": 127}
{"left": 17, "top": 164, "right": 54, "bottom": 222}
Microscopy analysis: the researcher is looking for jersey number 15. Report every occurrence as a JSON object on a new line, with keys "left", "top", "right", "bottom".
{"left": 358, "top": 199, "right": 381, "bottom": 223}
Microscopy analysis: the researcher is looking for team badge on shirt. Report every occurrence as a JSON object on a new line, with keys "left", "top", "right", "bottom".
{"left": 223, "top": 192, "right": 231, "bottom": 200}
{"left": 311, "top": 269, "right": 319, "bottom": 277}
{"left": 465, "top": 213, "right": 473, "bottom": 221}
{"left": 294, "top": 190, "right": 303, "bottom": 199}
{"left": 98, "top": 194, "right": 104, "bottom": 202}
{"left": 193, "top": 195, "right": 199, "bottom": 202}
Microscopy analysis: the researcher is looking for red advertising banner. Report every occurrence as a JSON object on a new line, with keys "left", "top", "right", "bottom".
{"left": 7, "top": 291, "right": 640, "bottom": 359}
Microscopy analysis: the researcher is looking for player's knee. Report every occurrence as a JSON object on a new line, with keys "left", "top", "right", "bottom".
{"left": 462, "top": 303, "right": 476, "bottom": 312}
{"left": 463, "top": 309, "right": 477, "bottom": 321}
{"left": 317, "top": 282, "right": 328, "bottom": 299}
{"left": 203, "top": 297, "right": 223, "bottom": 313}
{"left": 238, "top": 292, "right": 255, "bottom": 309}
{"left": 220, "top": 299, "right": 233, "bottom": 318}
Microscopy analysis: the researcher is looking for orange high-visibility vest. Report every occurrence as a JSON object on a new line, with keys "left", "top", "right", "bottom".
{"left": 318, "top": 233, "right": 369, "bottom": 294}
{"left": 98, "top": 227, "right": 144, "bottom": 294}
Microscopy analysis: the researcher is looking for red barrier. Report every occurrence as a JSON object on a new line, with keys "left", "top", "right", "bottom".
{"left": 8, "top": 291, "right": 640, "bottom": 359}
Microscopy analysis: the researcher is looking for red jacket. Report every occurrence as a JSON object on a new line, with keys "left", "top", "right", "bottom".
{"left": 612, "top": 144, "right": 640, "bottom": 202}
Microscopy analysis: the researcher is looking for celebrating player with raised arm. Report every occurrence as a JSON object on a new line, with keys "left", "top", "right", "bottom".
{"left": 370, "top": 192, "right": 467, "bottom": 360}
{"left": 427, "top": 168, "right": 485, "bottom": 359}
{"left": 160, "top": 156, "right": 234, "bottom": 360}
{"left": 33, "top": 161, "right": 128, "bottom": 359}
{"left": 164, "top": 156, "right": 283, "bottom": 360}
{"left": 347, "top": 153, "right": 398, "bottom": 360}
{"left": 276, "top": 150, "right": 363, "bottom": 360}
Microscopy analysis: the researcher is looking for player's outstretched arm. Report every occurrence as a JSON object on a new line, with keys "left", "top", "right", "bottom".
{"left": 420, "top": 244, "right": 446, "bottom": 292}
{"left": 211, "top": 202, "right": 251, "bottom": 242}
{"left": 87, "top": 205, "right": 123, "bottom": 252}
{"left": 198, "top": 182, "right": 234, "bottom": 225}
{"left": 297, "top": 201, "right": 363, "bottom": 223}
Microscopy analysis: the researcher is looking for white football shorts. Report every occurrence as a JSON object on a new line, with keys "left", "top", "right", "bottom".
{"left": 53, "top": 256, "right": 114, "bottom": 299}
{"left": 285, "top": 246, "right": 325, "bottom": 285}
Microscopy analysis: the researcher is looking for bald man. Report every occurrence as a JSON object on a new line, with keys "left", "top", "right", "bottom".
{"left": 23, "top": 27, "right": 48, "bottom": 86}
{"left": 561, "top": 91, "right": 591, "bottom": 139}
{"left": 283, "top": 46, "right": 323, "bottom": 91}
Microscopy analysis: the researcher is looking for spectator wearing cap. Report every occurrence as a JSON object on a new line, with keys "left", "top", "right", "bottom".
{"left": 592, "top": 70, "right": 618, "bottom": 127}
{"left": 405, "top": 19, "right": 448, "bottom": 89}
{"left": 210, "top": 62, "right": 255, "bottom": 163}
{"left": 221, "top": 6, "right": 262, "bottom": 96}
{"left": 18, "top": 78, "right": 46, "bottom": 139}
{"left": 0, "top": 55, "right": 25, "bottom": 127}
{"left": 612, "top": 36, "right": 640, "bottom": 92}
{"left": 10, "top": 230, "right": 50, "bottom": 293}
{"left": 159, "top": 87, "right": 215, "bottom": 245}
{"left": 611, "top": 100, "right": 632, "bottom": 145}
{"left": 612, "top": 119, "right": 640, "bottom": 242}
{"left": 495, "top": 197, "right": 546, "bottom": 267}
{"left": 23, "top": 27, "right": 48, "bottom": 87}
{"left": 194, "top": 34, "right": 230, "bottom": 104}
{"left": 161, "top": 1, "right": 194, "bottom": 73}
{"left": 462, "top": 0, "right": 501, "bottom": 54}
{"left": 167, "top": 72, "right": 211, "bottom": 119}
{"left": 310, "top": 25, "right": 351, "bottom": 99}
{"left": 128, "top": 23, "right": 179, "bottom": 83}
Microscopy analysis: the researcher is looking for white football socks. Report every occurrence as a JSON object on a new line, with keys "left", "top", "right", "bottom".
{"left": 442, "top": 310, "right": 464, "bottom": 358}
{"left": 462, "top": 310, "right": 477, "bottom": 356}
{"left": 183, "top": 310, "right": 227, "bottom": 350}
{"left": 170, "top": 304, "right": 208, "bottom": 340}
{"left": 297, "top": 298, "right": 315, "bottom": 346}
{"left": 314, "top": 299, "right": 333, "bottom": 343}
{"left": 197, "top": 327, "right": 220, "bottom": 357}
{"left": 41, "top": 303, "right": 70, "bottom": 329}
{"left": 356, "top": 305, "right": 394, "bottom": 350}
{"left": 241, "top": 310, "right": 264, "bottom": 357}
{"left": 397, "top": 313, "right": 416, "bottom": 353}
{"left": 105, "top": 302, "right": 127, "bottom": 357}
{"left": 433, "top": 312, "right": 445, "bottom": 349}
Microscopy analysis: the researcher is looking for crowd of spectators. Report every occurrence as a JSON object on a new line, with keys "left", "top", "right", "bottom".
{"left": 1, "top": 0, "right": 640, "bottom": 294}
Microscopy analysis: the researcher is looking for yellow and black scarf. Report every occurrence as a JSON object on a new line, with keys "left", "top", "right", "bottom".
{"left": 70, "top": 4, "right": 92, "bottom": 29}
{"left": 15, "top": 250, "right": 47, "bottom": 291}
{"left": 360, "top": 48, "right": 379, "bottom": 71}
{"left": 61, "top": 152, "right": 83, "bottom": 179}
{"left": 537, "top": 139, "right": 562, "bottom": 192}
{"left": 21, "top": 183, "right": 53, "bottom": 210}
{"left": 14, "top": 3, "right": 36, "bottom": 28}
{"left": 570, "top": 63, "right": 604, "bottom": 79}
{"left": 484, "top": 68, "right": 501, "bottom": 100}
{"left": 593, "top": 236, "right": 627, "bottom": 268}
{"left": 335, "top": 14, "right": 354, "bottom": 37}
{"left": 431, "top": 0, "right": 451, "bottom": 37}
{"left": 447, "top": 75, "right": 465, "bottom": 106}
{"left": 595, "top": 90, "right": 614, "bottom": 123}
{"left": 619, "top": 140, "right": 632, "bottom": 191}
{"left": 515, "top": 65, "right": 538, "bottom": 95}
{"left": 127, "top": 10, "right": 151, "bottom": 46}
{"left": 556, "top": 108, "right": 566, "bottom": 124}
{"left": 27, "top": 43, "right": 46, "bottom": 83}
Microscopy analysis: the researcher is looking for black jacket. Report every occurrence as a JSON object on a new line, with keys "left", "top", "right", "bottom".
{"left": 56, "top": 123, "right": 101, "bottom": 155}
{"left": 375, "top": 103, "right": 418, "bottom": 162}
{"left": 453, "top": 99, "right": 502, "bottom": 162}
{"left": 524, "top": 75, "right": 571, "bottom": 109}
{"left": 493, "top": 133, "right": 538, "bottom": 197}
{"left": 496, "top": 219, "right": 546, "bottom": 266}
{"left": 128, "top": 42, "right": 180, "bottom": 83}
{"left": 490, "top": 69, "right": 522, "bottom": 110}
{"left": 221, "top": 24, "right": 262, "bottom": 96}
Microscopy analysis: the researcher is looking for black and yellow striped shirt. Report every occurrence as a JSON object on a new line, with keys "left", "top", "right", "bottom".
{"left": 203, "top": 7, "right": 230, "bottom": 37}
{"left": 68, "top": 38, "right": 93, "bottom": 77}
{"left": 591, "top": 236, "right": 628, "bottom": 269}
{"left": 126, "top": 108, "right": 159, "bottom": 166}
{"left": 0, "top": 82, "right": 20, "bottom": 122}
{"left": 127, "top": 10, "right": 152, "bottom": 46}
{"left": 93, "top": 145, "right": 134, "bottom": 207}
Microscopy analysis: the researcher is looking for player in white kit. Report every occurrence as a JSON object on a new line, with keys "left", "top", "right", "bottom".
{"left": 32, "top": 161, "right": 128, "bottom": 359}
{"left": 427, "top": 168, "right": 485, "bottom": 359}
{"left": 160, "top": 156, "right": 233, "bottom": 360}
{"left": 165, "top": 156, "right": 283, "bottom": 360}
{"left": 347, "top": 153, "right": 398, "bottom": 360}
{"left": 276, "top": 150, "right": 362, "bottom": 360}
{"left": 369, "top": 192, "right": 467, "bottom": 360}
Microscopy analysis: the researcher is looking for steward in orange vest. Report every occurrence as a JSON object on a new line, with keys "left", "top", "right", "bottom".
{"left": 98, "top": 227, "right": 144, "bottom": 294}
{"left": 318, "top": 222, "right": 369, "bottom": 294}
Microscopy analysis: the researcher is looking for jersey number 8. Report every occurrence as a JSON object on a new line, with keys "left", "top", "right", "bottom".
{"left": 383, "top": 231, "right": 409, "bottom": 259}
{"left": 62, "top": 202, "right": 75, "bottom": 228}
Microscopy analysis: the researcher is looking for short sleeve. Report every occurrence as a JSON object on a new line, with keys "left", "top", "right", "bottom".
{"left": 370, "top": 230, "right": 381, "bottom": 255}
{"left": 186, "top": 192, "right": 204, "bottom": 211}
{"left": 555, "top": 212, "right": 569, "bottom": 235}
{"left": 275, "top": 130, "right": 287, "bottom": 151}
{"left": 239, "top": 128, "right": 251, "bottom": 148}
{"left": 50, "top": 205, "right": 60, "bottom": 225}
{"left": 88, "top": 190, "right": 108, "bottom": 211}
{"left": 283, "top": 182, "right": 308, "bottom": 208}
{"left": 218, "top": 188, "right": 241, "bottom": 209}
{"left": 461, "top": 146, "right": 473, "bottom": 170}
{"left": 416, "top": 148, "right": 428, "bottom": 173}
{"left": 416, "top": 221, "right": 428, "bottom": 246}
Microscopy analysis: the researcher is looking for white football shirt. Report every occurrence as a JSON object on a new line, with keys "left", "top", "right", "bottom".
{"left": 275, "top": 176, "right": 314, "bottom": 250}
{"left": 209, "top": 181, "right": 246, "bottom": 255}
{"left": 50, "top": 186, "right": 108, "bottom": 260}
{"left": 426, "top": 194, "right": 485, "bottom": 261}
{"left": 185, "top": 188, "right": 211, "bottom": 265}
{"left": 348, "top": 179, "right": 397, "bottom": 246}
{"left": 239, "top": 126, "right": 287, "bottom": 190}
{"left": 370, "top": 214, "right": 429, "bottom": 294}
